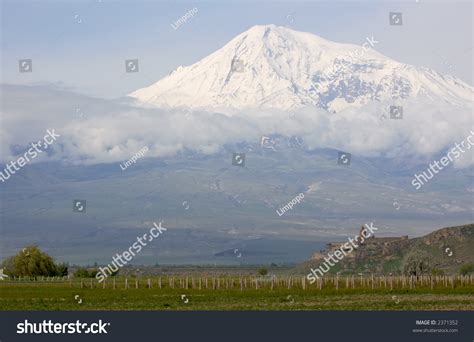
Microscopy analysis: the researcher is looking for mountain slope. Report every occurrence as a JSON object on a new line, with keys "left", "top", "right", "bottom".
{"left": 2, "top": 137, "right": 473, "bottom": 264}
{"left": 129, "top": 24, "right": 472, "bottom": 113}
{"left": 296, "top": 223, "right": 474, "bottom": 275}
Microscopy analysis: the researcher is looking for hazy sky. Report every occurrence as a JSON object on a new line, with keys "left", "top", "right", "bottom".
{"left": 1, "top": 0, "right": 472, "bottom": 98}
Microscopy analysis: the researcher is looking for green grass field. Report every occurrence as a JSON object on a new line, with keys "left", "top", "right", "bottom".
{"left": 1, "top": 276, "right": 473, "bottom": 310}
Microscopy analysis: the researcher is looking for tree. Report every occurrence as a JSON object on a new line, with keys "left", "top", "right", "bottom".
{"left": 55, "top": 263, "right": 69, "bottom": 277}
{"left": 258, "top": 268, "right": 268, "bottom": 276}
{"left": 459, "top": 263, "right": 474, "bottom": 275}
{"left": 1, "top": 245, "right": 67, "bottom": 277}
{"left": 402, "top": 249, "right": 432, "bottom": 276}
{"left": 74, "top": 268, "right": 98, "bottom": 278}
{"left": 1, "top": 256, "right": 16, "bottom": 277}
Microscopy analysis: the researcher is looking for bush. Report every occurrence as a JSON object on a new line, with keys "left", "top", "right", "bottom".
{"left": 56, "top": 263, "right": 69, "bottom": 276}
{"left": 402, "top": 249, "right": 432, "bottom": 276}
{"left": 1, "top": 246, "right": 67, "bottom": 277}
{"left": 74, "top": 268, "right": 90, "bottom": 278}
{"left": 459, "top": 264, "right": 474, "bottom": 275}
{"left": 74, "top": 268, "right": 98, "bottom": 278}
{"left": 258, "top": 268, "right": 268, "bottom": 276}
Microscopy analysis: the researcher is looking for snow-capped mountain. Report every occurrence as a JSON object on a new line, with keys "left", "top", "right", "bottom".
{"left": 129, "top": 24, "right": 472, "bottom": 113}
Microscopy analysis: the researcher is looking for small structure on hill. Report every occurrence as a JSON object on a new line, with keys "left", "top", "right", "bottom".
{"left": 311, "top": 226, "right": 408, "bottom": 260}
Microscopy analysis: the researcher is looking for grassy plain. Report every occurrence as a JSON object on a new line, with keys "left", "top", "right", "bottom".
{"left": 1, "top": 277, "right": 473, "bottom": 311}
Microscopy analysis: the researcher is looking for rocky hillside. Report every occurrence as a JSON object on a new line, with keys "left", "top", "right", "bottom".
{"left": 296, "top": 223, "right": 474, "bottom": 275}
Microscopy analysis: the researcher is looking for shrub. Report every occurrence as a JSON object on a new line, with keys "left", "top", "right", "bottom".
{"left": 74, "top": 268, "right": 98, "bottom": 278}
{"left": 459, "top": 264, "right": 474, "bottom": 275}
{"left": 1, "top": 246, "right": 67, "bottom": 277}
{"left": 258, "top": 268, "right": 268, "bottom": 276}
{"left": 402, "top": 249, "right": 432, "bottom": 276}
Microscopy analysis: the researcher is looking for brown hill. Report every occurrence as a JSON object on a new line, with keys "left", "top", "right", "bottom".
{"left": 295, "top": 223, "right": 474, "bottom": 275}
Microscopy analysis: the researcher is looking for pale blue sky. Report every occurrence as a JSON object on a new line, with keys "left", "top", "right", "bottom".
{"left": 1, "top": 0, "right": 472, "bottom": 98}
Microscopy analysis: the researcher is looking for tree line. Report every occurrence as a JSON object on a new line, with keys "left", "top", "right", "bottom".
{"left": 0, "top": 246, "right": 117, "bottom": 278}
{"left": 1, "top": 246, "right": 473, "bottom": 277}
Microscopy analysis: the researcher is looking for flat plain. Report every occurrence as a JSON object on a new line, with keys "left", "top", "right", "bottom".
{"left": 1, "top": 276, "right": 473, "bottom": 311}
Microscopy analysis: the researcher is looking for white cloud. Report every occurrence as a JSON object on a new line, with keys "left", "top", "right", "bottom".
{"left": 0, "top": 84, "right": 472, "bottom": 167}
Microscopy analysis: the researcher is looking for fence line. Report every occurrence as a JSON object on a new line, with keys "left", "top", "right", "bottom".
{"left": 4, "top": 275, "right": 474, "bottom": 291}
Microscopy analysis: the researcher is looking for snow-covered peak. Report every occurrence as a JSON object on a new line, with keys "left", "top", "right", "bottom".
{"left": 129, "top": 25, "right": 472, "bottom": 113}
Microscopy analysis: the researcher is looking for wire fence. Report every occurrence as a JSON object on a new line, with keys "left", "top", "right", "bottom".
{"left": 3, "top": 274, "right": 474, "bottom": 291}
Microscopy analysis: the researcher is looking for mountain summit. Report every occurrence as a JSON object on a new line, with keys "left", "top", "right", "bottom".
{"left": 129, "top": 25, "right": 472, "bottom": 112}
